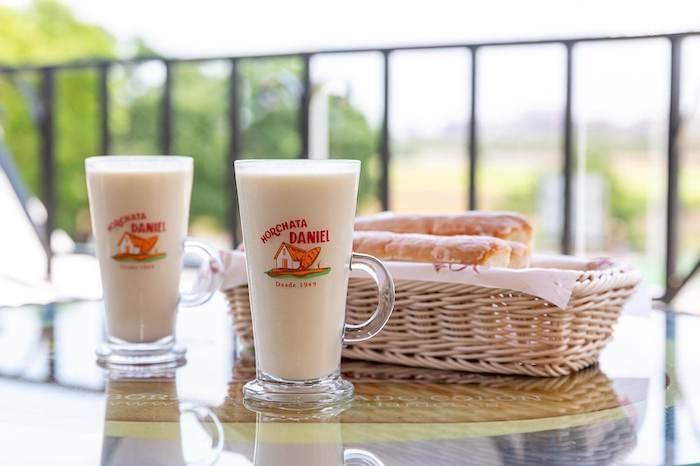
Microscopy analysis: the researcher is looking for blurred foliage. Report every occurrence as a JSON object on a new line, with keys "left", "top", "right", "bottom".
{"left": 0, "top": 0, "right": 113, "bottom": 64}
{"left": 0, "top": 75, "right": 39, "bottom": 193}
{"left": 240, "top": 59, "right": 301, "bottom": 158}
{"left": 56, "top": 70, "right": 101, "bottom": 236}
{"left": 0, "top": 1, "right": 377, "bottom": 240}
{"left": 0, "top": 1, "right": 113, "bottom": 238}
{"left": 503, "top": 175, "right": 537, "bottom": 215}
{"left": 328, "top": 95, "right": 378, "bottom": 208}
{"left": 585, "top": 146, "right": 647, "bottom": 248}
{"left": 500, "top": 145, "right": 649, "bottom": 250}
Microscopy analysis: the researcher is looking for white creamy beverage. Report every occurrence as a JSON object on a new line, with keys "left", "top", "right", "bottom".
{"left": 236, "top": 161, "right": 359, "bottom": 381}
{"left": 86, "top": 157, "right": 192, "bottom": 343}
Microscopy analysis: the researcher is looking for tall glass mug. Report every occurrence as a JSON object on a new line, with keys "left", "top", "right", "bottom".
{"left": 235, "top": 159, "right": 395, "bottom": 406}
{"left": 86, "top": 156, "right": 223, "bottom": 368}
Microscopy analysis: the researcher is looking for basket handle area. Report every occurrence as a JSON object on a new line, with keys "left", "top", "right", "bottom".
{"left": 344, "top": 253, "right": 396, "bottom": 343}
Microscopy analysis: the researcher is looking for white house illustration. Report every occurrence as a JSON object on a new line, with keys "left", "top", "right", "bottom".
{"left": 116, "top": 232, "right": 159, "bottom": 257}
{"left": 273, "top": 242, "right": 302, "bottom": 270}
{"left": 118, "top": 232, "right": 141, "bottom": 255}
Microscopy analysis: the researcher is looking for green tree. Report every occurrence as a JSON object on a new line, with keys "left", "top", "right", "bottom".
{"left": 0, "top": 0, "right": 114, "bottom": 239}
{"left": 0, "top": 0, "right": 113, "bottom": 64}
{"left": 327, "top": 94, "right": 378, "bottom": 208}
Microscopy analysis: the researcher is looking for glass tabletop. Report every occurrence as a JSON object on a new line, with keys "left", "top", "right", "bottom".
{"left": 0, "top": 294, "right": 698, "bottom": 466}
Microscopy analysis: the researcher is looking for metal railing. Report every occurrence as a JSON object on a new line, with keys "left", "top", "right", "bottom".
{"left": 1, "top": 31, "right": 699, "bottom": 302}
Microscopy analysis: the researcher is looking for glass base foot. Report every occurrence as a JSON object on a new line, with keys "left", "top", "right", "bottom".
{"left": 243, "top": 398, "right": 351, "bottom": 420}
{"left": 243, "top": 373, "right": 353, "bottom": 410}
{"left": 96, "top": 339, "right": 186, "bottom": 371}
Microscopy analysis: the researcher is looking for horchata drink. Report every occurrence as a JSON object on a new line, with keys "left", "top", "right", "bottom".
{"left": 86, "top": 156, "right": 222, "bottom": 368}
{"left": 235, "top": 159, "right": 395, "bottom": 407}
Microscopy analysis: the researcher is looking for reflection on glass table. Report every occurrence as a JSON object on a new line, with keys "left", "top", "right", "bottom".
{"left": 222, "top": 358, "right": 645, "bottom": 466}
{"left": 0, "top": 298, "right": 697, "bottom": 465}
{"left": 102, "top": 370, "right": 223, "bottom": 466}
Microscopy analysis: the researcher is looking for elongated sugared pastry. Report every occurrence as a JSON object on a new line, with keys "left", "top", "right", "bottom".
{"left": 353, "top": 231, "right": 527, "bottom": 268}
{"left": 355, "top": 211, "right": 533, "bottom": 245}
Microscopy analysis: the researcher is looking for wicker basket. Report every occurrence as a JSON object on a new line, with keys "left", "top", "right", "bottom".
{"left": 225, "top": 265, "right": 639, "bottom": 377}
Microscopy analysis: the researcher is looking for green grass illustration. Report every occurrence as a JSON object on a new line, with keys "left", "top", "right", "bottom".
{"left": 265, "top": 268, "right": 331, "bottom": 279}
{"left": 112, "top": 254, "right": 167, "bottom": 263}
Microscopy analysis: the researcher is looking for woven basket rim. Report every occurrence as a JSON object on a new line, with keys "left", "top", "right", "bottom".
{"left": 223, "top": 262, "right": 640, "bottom": 289}
{"left": 224, "top": 265, "right": 641, "bottom": 302}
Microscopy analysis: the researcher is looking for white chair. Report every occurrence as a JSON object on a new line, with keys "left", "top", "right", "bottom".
{"left": 0, "top": 144, "right": 100, "bottom": 307}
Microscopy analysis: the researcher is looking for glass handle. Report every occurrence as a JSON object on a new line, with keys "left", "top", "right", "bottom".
{"left": 179, "top": 402, "right": 224, "bottom": 466}
{"left": 344, "top": 252, "right": 395, "bottom": 343}
{"left": 179, "top": 238, "right": 224, "bottom": 307}
{"left": 344, "top": 448, "right": 384, "bottom": 465}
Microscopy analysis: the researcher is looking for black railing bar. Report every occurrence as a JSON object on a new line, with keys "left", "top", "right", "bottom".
{"left": 97, "top": 64, "right": 110, "bottom": 155}
{"left": 1, "top": 31, "right": 691, "bottom": 277}
{"left": 161, "top": 60, "right": 173, "bottom": 154}
{"left": 467, "top": 46, "right": 478, "bottom": 210}
{"left": 298, "top": 54, "right": 311, "bottom": 159}
{"left": 379, "top": 50, "right": 391, "bottom": 211}
{"left": 663, "top": 257, "right": 700, "bottom": 303}
{"left": 663, "top": 36, "right": 682, "bottom": 303}
{"left": 562, "top": 42, "right": 575, "bottom": 255}
{"left": 227, "top": 58, "right": 241, "bottom": 248}
{"left": 38, "top": 68, "right": 55, "bottom": 278}
{"left": 2, "top": 31, "right": 700, "bottom": 73}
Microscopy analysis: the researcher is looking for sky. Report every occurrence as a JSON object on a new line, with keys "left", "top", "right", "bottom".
{"left": 1, "top": 0, "right": 696, "bottom": 57}
{"left": 3, "top": 0, "right": 700, "bottom": 134}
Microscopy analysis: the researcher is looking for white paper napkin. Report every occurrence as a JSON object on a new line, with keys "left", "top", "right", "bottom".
{"left": 218, "top": 250, "right": 628, "bottom": 309}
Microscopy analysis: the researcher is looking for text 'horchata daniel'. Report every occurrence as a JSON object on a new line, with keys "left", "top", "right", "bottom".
{"left": 259, "top": 218, "right": 329, "bottom": 245}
